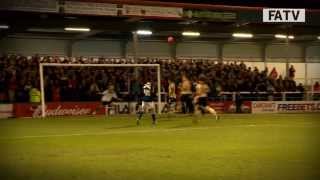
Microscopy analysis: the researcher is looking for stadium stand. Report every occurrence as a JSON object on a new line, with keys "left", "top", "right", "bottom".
{"left": 0, "top": 54, "right": 302, "bottom": 103}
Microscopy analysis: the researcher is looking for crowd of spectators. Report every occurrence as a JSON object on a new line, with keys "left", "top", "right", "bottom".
{"left": 0, "top": 54, "right": 317, "bottom": 103}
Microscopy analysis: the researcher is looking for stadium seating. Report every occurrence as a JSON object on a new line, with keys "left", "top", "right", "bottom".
{"left": 0, "top": 54, "right": 301, "bottom": 103}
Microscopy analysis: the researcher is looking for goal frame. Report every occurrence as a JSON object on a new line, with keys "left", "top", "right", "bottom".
{"left": 39, "top": 63, "right": 162, "bottom": 117}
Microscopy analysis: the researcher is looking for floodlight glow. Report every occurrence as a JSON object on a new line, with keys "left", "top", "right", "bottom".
{"left": 136, "top": 30, "right": 152, "bottom": 35}
{"left": 317, "top": 36, "right": 320, "bottom": 40}
{"left": 232, "top": 33, "right": 253, "bottom": 38}
{"left": 64, "top": 27, "right": 91, "bottom": 32}
{"left": 275, "top": 34, "right": 287, "bottom": 39}
{"left": 0, "top": 25, "right": 9, "bottom": 29}
{"left": 182, "top": 31, "right": 200, "bottom": 36}
{"left": 288, "top": 35, "right": 294, "bottom": 39}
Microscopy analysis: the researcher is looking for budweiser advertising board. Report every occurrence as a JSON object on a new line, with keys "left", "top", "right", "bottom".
{"left": 14, "top": 101, "right": 253, "bottom": 118}
{"left": 14, "top": 102, "right": 105, "bottom": 118}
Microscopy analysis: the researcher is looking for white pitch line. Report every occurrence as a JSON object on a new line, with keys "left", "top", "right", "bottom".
{"left": 0, "top": 123, "right": 318, "bottom": 140}
{"left": 0, "top": 127, "right": 210, "bottom": 140}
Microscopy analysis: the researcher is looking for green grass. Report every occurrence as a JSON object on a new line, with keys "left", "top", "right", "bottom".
{"left": 0, "top": 113, "right": 319, "bottom": 180}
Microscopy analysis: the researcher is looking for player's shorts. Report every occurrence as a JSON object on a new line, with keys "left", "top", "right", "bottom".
{"left": 142, "top": 101, "right": 155, "bottom": 112}
{"left": 197, "top": 97, "right": 207, "bottom": 107}
{"left": 168, "top": 97, "right": 176, "bottom": 104}
{"left": 102, "top": 100, "right": 113, "bottom": 106}
{"left": 142, "top": 96, "right": 153, "bottom": 102}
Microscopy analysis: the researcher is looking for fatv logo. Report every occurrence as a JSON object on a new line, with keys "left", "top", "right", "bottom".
{"left": 263, "top": 9, "right": 305, "bottom": 22}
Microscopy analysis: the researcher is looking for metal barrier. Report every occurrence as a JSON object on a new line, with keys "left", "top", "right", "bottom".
{"left": 118, "top": 91, "right": 320, "bottom": 102}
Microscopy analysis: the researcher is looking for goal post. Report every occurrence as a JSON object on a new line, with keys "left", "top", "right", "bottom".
{"left": 39, "top": 63, "right": 162, "bottom": 117}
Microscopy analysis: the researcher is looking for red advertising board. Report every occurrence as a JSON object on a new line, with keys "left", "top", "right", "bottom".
{"left": 207, "top": 101, "right": 225, "bottom": 113}
{"left": 223, "top": 101, "right": 252, "bottom": 113}
{"left": 208, "top": 101, "right": 252, "bottom": 113}
{"left": 14, "top": 102, "right": 105, "bottom": 118}
{"left": 14, "top": 101, "right": 253, "bottom": 118}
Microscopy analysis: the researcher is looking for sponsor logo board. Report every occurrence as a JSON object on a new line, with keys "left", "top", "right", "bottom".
{"left": 122, "top": 5, "right": 183, "bottom": 18}
{"left": 14, "top": 102, "right": 105, "bottom": 118}
{"left": 252, "top": 101, "right": 277, "bottom": 113}
{"left": 252, "top": 101, "right": 320, "bottom": 113}
{"left": 0, "top": 104, "right": 13, "bottom": 118}
{"left": 14, "top": 102, "right": 167, "bottom": 117}
{"left": 277, "top": 101, "right": 320, "bottom": 112}
{"left": 208, "top": 101, "right": 251, "bottom": 113}
{"left": 64, "top": 1, "right": 119, "bottom": 16}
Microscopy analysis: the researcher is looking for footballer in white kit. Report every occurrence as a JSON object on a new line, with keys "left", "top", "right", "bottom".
{"left": 101, "top": 85, "right": 119, "bottom": 115}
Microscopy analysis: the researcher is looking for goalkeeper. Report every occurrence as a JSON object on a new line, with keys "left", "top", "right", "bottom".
{"left": 100, "top": 84, "right": 120, "bottom": 115}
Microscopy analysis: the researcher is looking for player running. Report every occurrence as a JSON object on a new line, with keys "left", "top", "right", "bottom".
{"left": 136, "top": 82, "right": 156, "bottom": 126}
{"left": 193, "top": 75, "right": 219, "bottom": 121}
{"left": 180, "top": 74, "right": 194, "bottom": 114}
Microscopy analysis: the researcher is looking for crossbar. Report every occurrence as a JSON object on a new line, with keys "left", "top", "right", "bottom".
{"left": 40, "top": 63, "right": 160, "bottom": 67}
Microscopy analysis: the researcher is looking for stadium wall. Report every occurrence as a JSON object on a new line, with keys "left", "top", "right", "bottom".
{"left": 176, "top": 42, "right": 218, "bottom": 57}
{"left": 306, "top": 45, "right": 320, "bottom": 62}
{"left": 1, "top": 37, "right": 320, "bottom": 84}
{"left": 2, "top": 37, "right": 320, "bottom": 62}
{"left": 126, "top": 41, "right": 171, "bottom": 57}
{"left": 0, "top": 37, "right": 69, "bottom": 56}
{"left": 266, "top": 44, "right": 304, "bottom": 62}
{"left": 72, "top": 40, "right": 123, "bottom": 57}
{"left": 223, "top": 43, "right": 262, "bottom": 61}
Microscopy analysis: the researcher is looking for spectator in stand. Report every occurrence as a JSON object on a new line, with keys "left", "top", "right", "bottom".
{"left": 131, "top": 77, "right": 142, "bottom": 102}
{"left": 313, "top": 81, "right": 320, "bottom": 92}
{"left": 16, "top": 79, "right": 28, "bottom": 102}
{"left": 296, "top": 83, "right": 305, "bottom": 100}
{"left": 266, "top": 80, "right": 275, "bottom": 100}
{"left": 68, "top": 74, "right": 77, "bottom": 101}
{"left": 89, "top": 79, "right": 100, "bottom": 101}
{"left": 0, "top": 72, "right": 6, "bottom": 102}
{"left": 52, "top": 80, "right": 61, "bottom": 102}
{"left": 289, "top": 65, "right": 296, "bottom": 80}
{"left": 29, "top": 84, "right": 41, "bottom": 104}
{"left": 8, "top": 75, "right": 17, "bottom": 102}
{"left": 269, "top": 67, "right": 278, "bottom": 80}
{"left": 313, "top": 81, "right": 320, "bottom": 100}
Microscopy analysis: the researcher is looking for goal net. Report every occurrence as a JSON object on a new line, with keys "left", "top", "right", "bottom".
{"left": 39, "top": 63, "right": 162, "bottom": 117}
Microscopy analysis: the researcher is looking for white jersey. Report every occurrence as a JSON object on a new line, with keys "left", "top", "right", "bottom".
{"left": 101, "top": 90, "right": 117, "bottom": 102}
{"left": 143, "top": 83, "right": 152, "bottom": 99}
{"left": 143, "top": 87, "right": 151, "bottom": 97}
{"left": 141, "top": 83, "right": 154, "bottom": 112}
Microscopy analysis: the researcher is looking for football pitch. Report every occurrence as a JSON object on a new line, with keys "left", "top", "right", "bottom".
{"left": 0, "top": 113, "right": 319, "bottom": 180}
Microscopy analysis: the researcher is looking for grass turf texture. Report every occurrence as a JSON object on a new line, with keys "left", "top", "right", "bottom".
{"left": 0, "top": 114, "right": 319, "bottom": 180}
